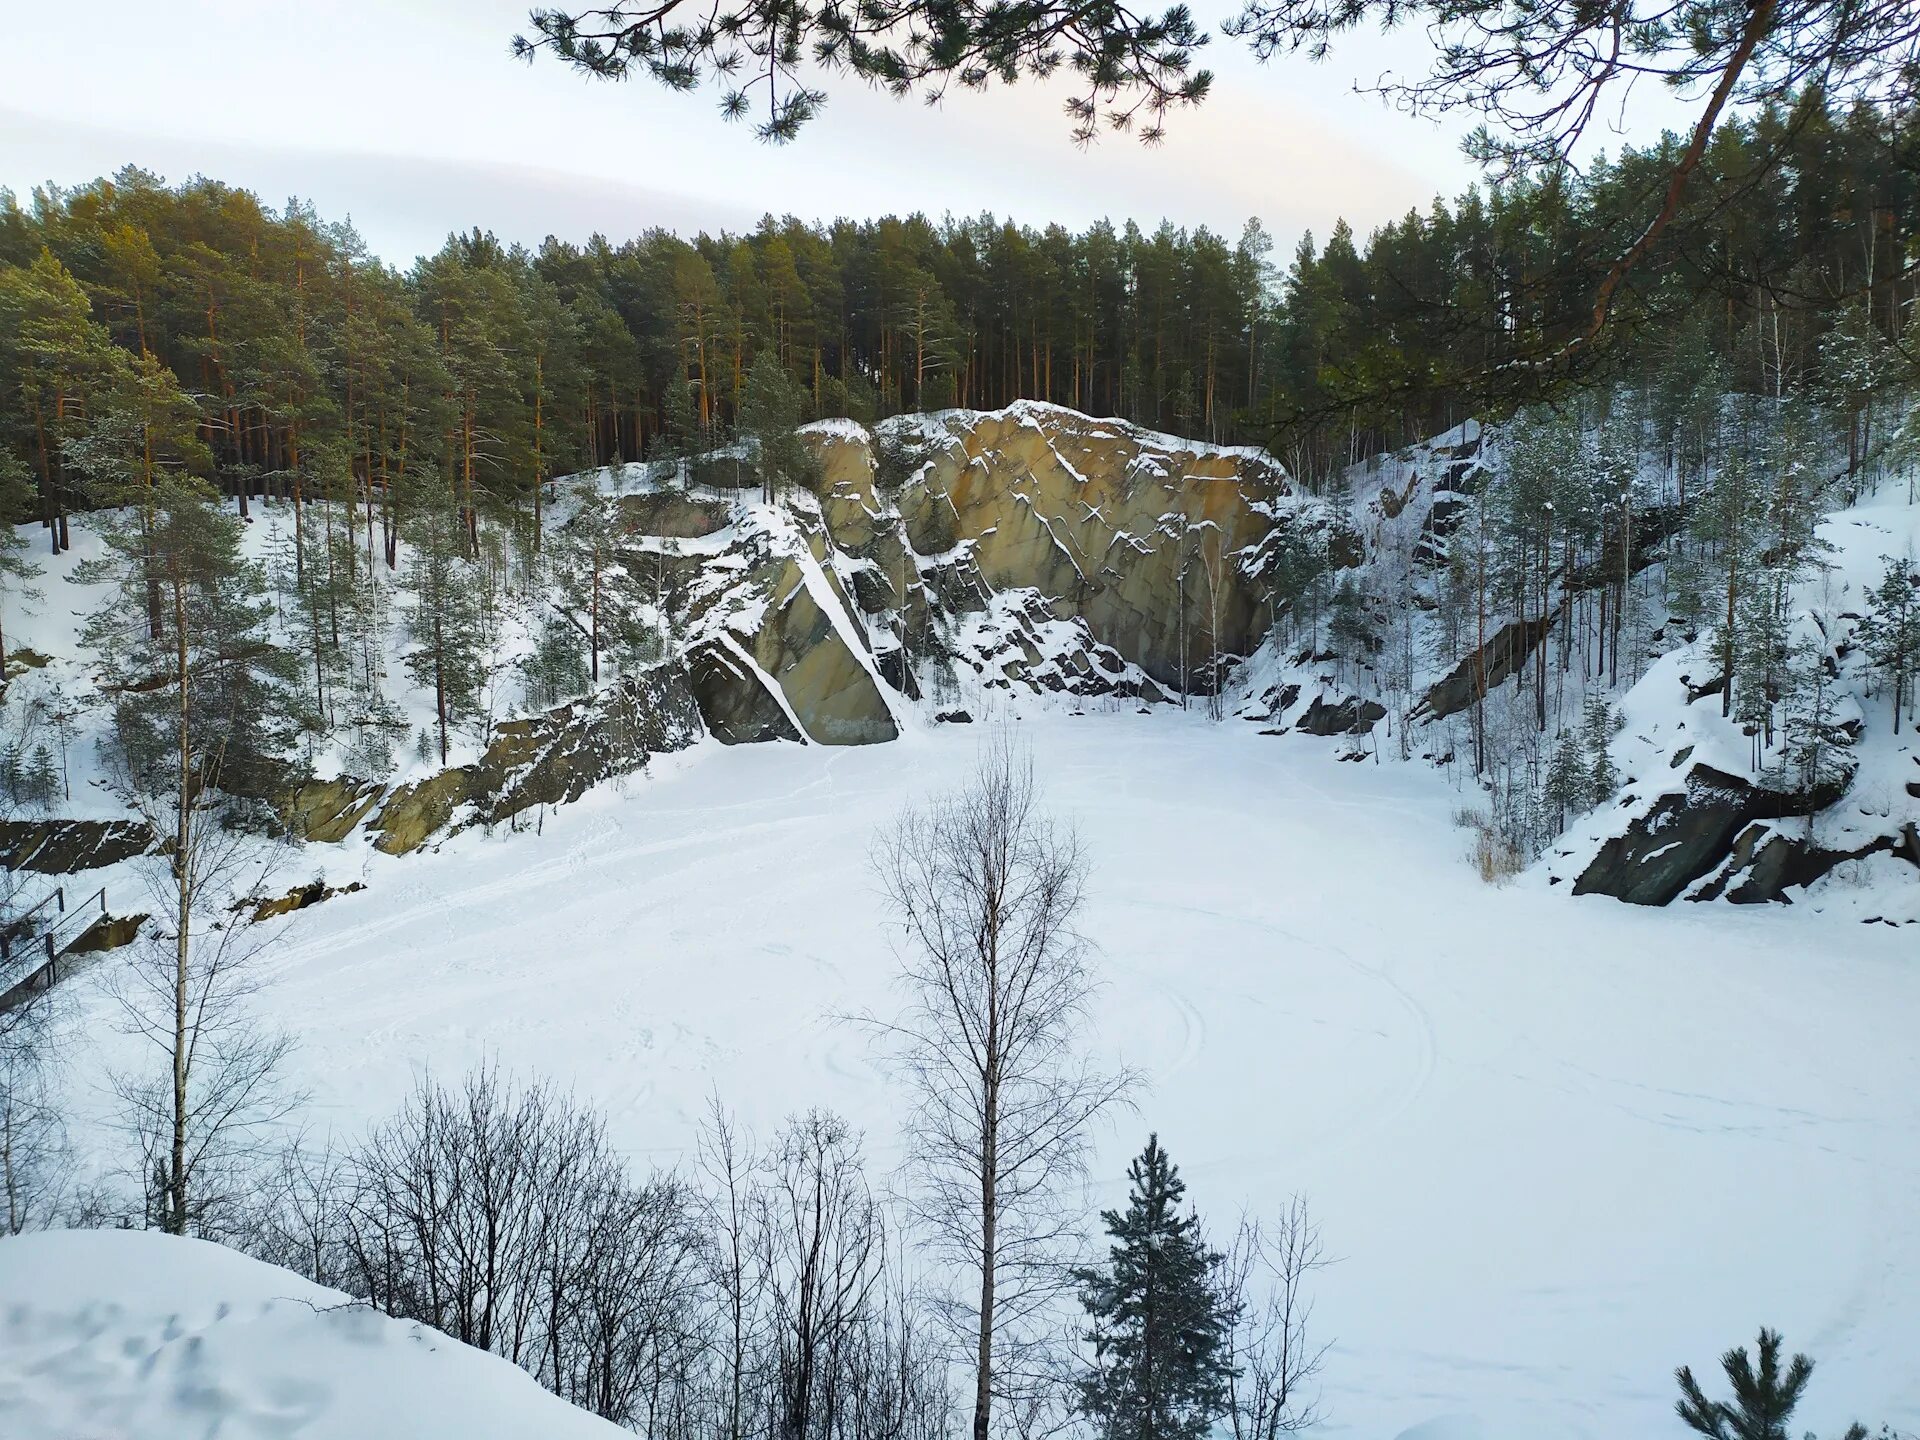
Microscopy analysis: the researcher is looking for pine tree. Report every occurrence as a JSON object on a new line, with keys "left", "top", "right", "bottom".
{"left": 1858, "top": 555, "right": 1919, "bottom": 733}
{"left": 652, "top": 375, "right": 701, "bottom": 477}
{"left": 550, "top": 485, "right": 658, "bottom": 688}
{"left": 1696, "top": 447, "right": 1763, "bottom": 720}
{"left": 400, "top": 482, "right": 487, "bottom": 766}
{"left": 1774, "top": 632, "right": 1852, "bottom": 830}
{"left": 1544, "top": 731, "right": 1587, "bottom": 831}
{"left": 1077, "top": 1135, "right": 1238, "bottom": 1440}
{"left": 1730, "top": 577, "right": 1788, "bottom": 763}
{"left": 1676, "top": 1328, "right": 1865, "bottom": 1440}
{"left": 1326, "top": 575, "right": 1369, "bottom": 680}
{"left": 521, "top": 613, "right": 590, "bottom": 710}
{"left": 738, "top": 351, "right": 819, "bottom": 503}
{"left": 77, "top": 476, "right": 298, "bottom": 805}
{"left": 1579, "top": 695, "right": 1619, "bottom": 807}
{"left": 20, "top": 744, "right": 57, "bottom": 810}
{"left": 0, "top": 452, "right": 38, "bottom": 673}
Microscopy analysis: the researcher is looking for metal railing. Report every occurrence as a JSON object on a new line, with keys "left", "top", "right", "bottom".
{"left": 0, "top": 887, "right": 109, "bottom": 1003}
{"left": 0, "top": 885, "right": 64, "bottom": 961}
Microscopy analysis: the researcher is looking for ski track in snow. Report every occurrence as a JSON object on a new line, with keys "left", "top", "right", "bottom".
{"left": 37, "top": 711, "right": 1920, "bottom": 1440}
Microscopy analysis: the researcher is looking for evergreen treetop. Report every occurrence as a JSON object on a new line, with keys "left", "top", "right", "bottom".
{"left": 1076, "top": 1134, "right": 1239, "bottom": 1440}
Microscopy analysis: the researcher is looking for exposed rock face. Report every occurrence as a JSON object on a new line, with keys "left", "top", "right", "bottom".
{"left": 217, "top": 406, "right": 1321, "bottom": 856}
{"left": 828, "top": 405, "right": 1347, "bottom": 695}
{"left": 249, "top": 880, "right": 367, "bottom": 922}
{"left": 62, "top": 911, "right": 146, "bottom": 955}
{"left": 1415, "top": 615, "right": 1555, "bottom": 722}
{"left": 366, "top": 669, "right": 702, "bottom": 856}
{"left": 640, "top": 403, "right": 1314, "bottom": 752}
{"left": 666, "top": 494, "right": 899, "bottom": 747}
{"left": 1572, "top": 764, "right": 1855, "bottom": 906}
{"left": 735, "top": 548, "right": 898, "bottom": 745}
{"left": 1295, "top": 694, "right": 1388, "bottom": 737}
{"left": 687, "top": 641, "right": 804, "bottom": 745}
{"left": 290, "top": 669, "right": 700, "bottom": 860}
{"left": 282, "top": 779, "right": 385, "bottom": 844}
{"left": 0, "top": 819, "right": 156, "bottom": 874}
{"left": 902, "top": 406, "right": 1286, "bottom": 688}
{"left": 1689, "top": 822, "right": 1918, "bottom": 905}
{"left": 616, "top": 492, "right": 731, "bottom": 539}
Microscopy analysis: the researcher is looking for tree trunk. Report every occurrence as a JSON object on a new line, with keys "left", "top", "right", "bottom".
{"left": 169, "top": 555, "right": 193, "bottom": 1236}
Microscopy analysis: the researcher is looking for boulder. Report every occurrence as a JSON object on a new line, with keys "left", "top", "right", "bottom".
{"left": 1573, "top": 764, "right": 1854, "bottom": 906}
{"left": 1296, "top": 694, "right": 1387, "bottom": 736}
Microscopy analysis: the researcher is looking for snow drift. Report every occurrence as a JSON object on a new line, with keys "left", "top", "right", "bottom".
{"left": 0, "top": 1228, "right": 628, "bottom": 1440}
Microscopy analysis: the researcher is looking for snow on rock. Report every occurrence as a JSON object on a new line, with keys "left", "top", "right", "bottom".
{"left": 3, "top": 400, "right": 1911, "bottom": 914}
{"left": 0, "top": 1229, "right": 625, "bottom": 1440}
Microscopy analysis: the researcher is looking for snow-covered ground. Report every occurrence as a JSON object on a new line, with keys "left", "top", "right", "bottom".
{"left": 36, "top": 710, "right": 1920, "bottom": 1440}
{"left": 0, "top": 1228, "right": 627, "bottom": 1440}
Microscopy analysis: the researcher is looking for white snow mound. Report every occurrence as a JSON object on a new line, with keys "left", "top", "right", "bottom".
{"left": 0, "top": 1229, "right": 625, "bottom": 1440}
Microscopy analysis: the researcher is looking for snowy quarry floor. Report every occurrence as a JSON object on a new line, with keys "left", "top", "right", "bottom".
{"left": 40, "top": 710, "right": 1920, "bottom": 1440}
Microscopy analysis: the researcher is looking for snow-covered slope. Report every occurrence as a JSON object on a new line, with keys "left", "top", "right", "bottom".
{"left": 0, "top": 1229, "right": 627, "bottom": 1440}
{"left": 1539, "top": 487, "right": 1919, "bottom": 919}
{"left": 5, "top": 402, "right": 1916, "bottom": 1440}
{"left": 1230, "top": 409, "right": 1917, "bottom": 915}
{"left": 35, "top": 713, "right": 1920, "bottom": 1440}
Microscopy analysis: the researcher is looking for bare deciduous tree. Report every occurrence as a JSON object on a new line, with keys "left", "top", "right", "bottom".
{"left": 700, "top": 1095, "right": 768, "bottom": 1440}
{"left": 0, "top": 984, "right": 70, "bottom": 1233}
{"left": 252, "top": 1069, "right": 952, "bottom": 1440}
{"left": 109, "top": 811, "right": 300, "bottom": 1238}
{"left": 1222, "top": 1196, "right": 1333, "bottom": 1440}
{"left": 871, "top": 730, "right": 1133, "bottom": 1440}
{"left": 761, "top": 1109, "right": 887, "bottom": 1440}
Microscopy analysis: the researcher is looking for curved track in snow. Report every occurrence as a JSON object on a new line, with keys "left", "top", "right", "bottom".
{"left": 44, "top": 713, "right": 1920, "bottom": 1440}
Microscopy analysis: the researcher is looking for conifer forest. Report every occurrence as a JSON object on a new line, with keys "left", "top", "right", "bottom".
{"left": 3, "top": 5, "right": 1920, "bottom": 1439}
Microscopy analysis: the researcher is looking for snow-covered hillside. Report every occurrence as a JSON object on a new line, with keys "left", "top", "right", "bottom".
{"left": 2, "top": 400, "right": 1917, "bottom": 1440}
{"left": 0, "top": 1229, "right": 627, "bottom": 1440}
{"left": 28, "top": 712, "right": 1920, "bottom": 1440}
{"left": 1231, "top": 408, "right": 1918, "bottom": 916}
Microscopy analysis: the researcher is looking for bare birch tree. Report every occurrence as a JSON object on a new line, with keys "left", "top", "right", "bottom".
{"left": 74, "top": 466, "right": 302, "bottom": 1236}
{"left": 108, "top": 813, "right": 300, "bottom": 1237}
{"left": 871, "top": 730, "right": 1132, "bottom": 1440}
{"left": 761, "top": 1108, "right": 887, "bottom": 1440}
{"left": 700, "top": 1095, "right": 767, "bottom": 1440}
{"left": 1222, "top": 1196, "right": 1333, "bottom": 1440}
{"left": 0, "top": 984, "right": 69, "bottom": 1233}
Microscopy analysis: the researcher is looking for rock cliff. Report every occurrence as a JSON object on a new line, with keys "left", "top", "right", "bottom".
{"left": 264, "top": 403, "right": 1336, "bottom": 856}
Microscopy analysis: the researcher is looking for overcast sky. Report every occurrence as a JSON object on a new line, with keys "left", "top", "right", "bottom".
{"left": 3, "top": 0, "right": 1677, "bottom": 268}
